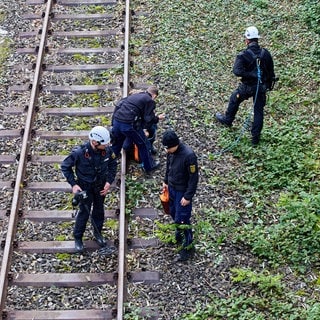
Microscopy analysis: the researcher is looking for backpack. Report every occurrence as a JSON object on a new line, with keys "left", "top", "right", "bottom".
{"left": 246, "top": 48, "right": 266, "bottom": 83}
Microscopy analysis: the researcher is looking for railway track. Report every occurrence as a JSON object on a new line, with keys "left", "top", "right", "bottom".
{"left": 0, "top": 0, "right": 160, "bottom": 318}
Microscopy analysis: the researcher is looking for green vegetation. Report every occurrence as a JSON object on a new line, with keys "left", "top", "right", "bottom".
{"left": 0, "top": 9, "right": 10, "bottom": 74}
{"left": 139, "top": 0, "right": 319, "bottom": 318}
{"left": 125, "top": 177, "right": 149, "bottom": 215}
{"left": 0, "top": 33, "right": 11, "bottom": 77}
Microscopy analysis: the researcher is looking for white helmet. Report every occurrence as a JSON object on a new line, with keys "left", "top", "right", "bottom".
{"left": 88, "top": 126, "right": 110, "bottom": 145}
{"left": 244, "top": 26, "right": 260, "bottom": 39}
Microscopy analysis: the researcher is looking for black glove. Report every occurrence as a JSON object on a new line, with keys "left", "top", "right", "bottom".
{"left": 267, "top": 76, "right": 279, "bottom": 91}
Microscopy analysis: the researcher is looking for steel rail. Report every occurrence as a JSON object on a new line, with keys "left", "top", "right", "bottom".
{"left": 116, "top": 0, "right": 132, "bottom": 318}
{"left": 0, "top": 0, "right": 54, "bottom": 310}
{"left": 0, "top": 0, "right": 161, "bottom": 318}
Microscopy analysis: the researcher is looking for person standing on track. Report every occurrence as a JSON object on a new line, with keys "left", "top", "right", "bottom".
{"left": 162, "top": 130, "right": 199, "bottom": 262}
{"left": 61, "top": 126, "right": 117, "bottom": 253}
{"left": 215, "top": 26, "right": 276, "bottom": 146}
{"left": 111, "top": 85, "right": 165, "bottom": 174}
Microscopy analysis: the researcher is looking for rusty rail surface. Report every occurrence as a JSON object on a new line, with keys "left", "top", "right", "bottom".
{"left": 0, "top": 0, "right": 160, "bottom": 319}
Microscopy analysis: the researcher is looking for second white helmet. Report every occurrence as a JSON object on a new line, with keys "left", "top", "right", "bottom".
{"left": 89, "top": 126, "right": 110, "bottom": 145}
{"left": 244, "top": 26, "right": 260, "bottom": 39}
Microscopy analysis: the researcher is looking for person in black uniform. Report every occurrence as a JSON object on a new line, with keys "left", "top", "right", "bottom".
{"left": 111, "top": 85, "right": 165, "bottom": 173}
{"left": 61, "top": 126, "right": 117, "bottom": 252}
{"left": 215, "top": 26, "right": 276, "bottom": 145}
{"left": 162, "top": 130, "right": 199, "bottom": 262}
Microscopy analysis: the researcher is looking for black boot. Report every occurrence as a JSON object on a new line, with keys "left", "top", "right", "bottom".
{"left": 215, "top": 113, "right": 232, "bottom": 127}
{"left": 252, "top": 135, "right": 260, "bottom": 146}
{"left": 75, "top": 238, "right": 84, "bottom": 252}
{"left": 174, "top": 246, "right": 195, "bottom": 262}
{"left": 145, "top": 160, "right": 161, "bottom": 174}
{"left": 93, "top": 231, "right": 106, "bottom": 247}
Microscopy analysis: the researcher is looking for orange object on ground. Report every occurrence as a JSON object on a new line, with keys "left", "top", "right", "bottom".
{"left": 160, "top": 187, "right": 170, "bottom": 215}
{"left": 134, "top": 144, "right": 140, "bottom": 162}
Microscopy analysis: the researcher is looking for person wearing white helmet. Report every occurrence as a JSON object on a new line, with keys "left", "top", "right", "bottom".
{"left": 215, "top": 26, "right": 276, "bottom": 145}
{"left": 61, "top": 126, "right": 117, "bottom": 252}
{"left": 88, "top": 125, "right": 111, "bottom": 146}
{"left": 244, "top": 26, "right": 260, "bottom": 40}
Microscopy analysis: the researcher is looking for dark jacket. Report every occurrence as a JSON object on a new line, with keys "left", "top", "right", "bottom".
{"left": 112, "top": 91, "right": 159, "bottom": 130}
{"left": 61, "top": 142, "right": 117, "bottom": 188}
{"left": 233, "top": 42, "right": 275, "bottom": 88}
{"left": 164, "top": 143, "right": 199, "bottom": 201}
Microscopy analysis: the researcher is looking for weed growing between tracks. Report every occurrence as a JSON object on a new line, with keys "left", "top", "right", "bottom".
{"left": 0, "top": 11, "right": 11, "bottom": 87}
{"left": 140, "top": 0, "right": 320, "bottom": 318}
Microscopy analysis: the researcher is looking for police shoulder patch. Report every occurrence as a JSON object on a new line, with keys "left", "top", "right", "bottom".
{"left": 189, "top": 164, "right": 196, "bottom": 173}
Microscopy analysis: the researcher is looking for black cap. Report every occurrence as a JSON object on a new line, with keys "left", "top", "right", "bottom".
{"left": 162, "top": 130, "right": 180, "bottom": 148}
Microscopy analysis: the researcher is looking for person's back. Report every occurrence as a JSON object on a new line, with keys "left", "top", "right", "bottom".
{"left": 235, "top": 43, "right": 274, "bottom": 89}
{"left": 113, "top": 91, "right": 152, "bottom": 124}
{"left": 111, "top": 86, "right": 161, "bottom": 173}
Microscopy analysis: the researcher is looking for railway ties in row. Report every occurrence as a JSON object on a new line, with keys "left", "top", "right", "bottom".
{"left": 0, "top": 0, "right": 160, "bottom": 319}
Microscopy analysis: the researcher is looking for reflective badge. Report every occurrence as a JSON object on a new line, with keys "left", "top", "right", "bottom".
{"left": 190, "top": 165, "right": 196, "bottom": 173}
{"left": 111, "top": 152, "right": 116, "bottom": 159}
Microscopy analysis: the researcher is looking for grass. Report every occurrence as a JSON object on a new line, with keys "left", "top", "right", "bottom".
{"left": 0, "top": 38, "right": 10, "bottom": 78}
{"left": 137, "top": 0, "right": 320, "bottom": 318}
{"left": 2, "top": 0, "right": 318, "bottom": 318}
{"left": 0, "top": 10, "right": 10, "bottom": 75}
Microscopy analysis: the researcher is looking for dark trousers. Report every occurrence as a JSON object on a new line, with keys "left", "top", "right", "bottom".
{"left": 168, "top": 187, "right": 193, "bottom": 248}
{"left": 112, "top": 119, "right": 156, "bottom": 171}
{"left": 225, "top": 83, "right": 266, "bottom": 138}
{"left": 147, "top": 124, "right": 157, "bottom": 148}
{"left": 73, "top": 189, "right": 105, "bottom": 240}
{"left": 122, "top": 123, "right": 157, "bottom": 156}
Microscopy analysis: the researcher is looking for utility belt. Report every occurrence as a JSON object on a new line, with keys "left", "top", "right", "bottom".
{"left": 239, "top": 82, "right": 267, "bottom": 94}
{"left": 77, "top": 179, "right": 106, "bottom": 192}
{"left": 113, "top": 117, "right": 134, "bottom": 124}
{"left": 114, "top": 117, "right": 143, "bottom": 130}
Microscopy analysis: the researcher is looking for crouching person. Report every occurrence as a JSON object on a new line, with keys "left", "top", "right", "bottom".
{"left": 61, "top": 126, "right": 117, "bottom": 253}
{"left": 162, "top": 130, "right": 199, "bottom": 262}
